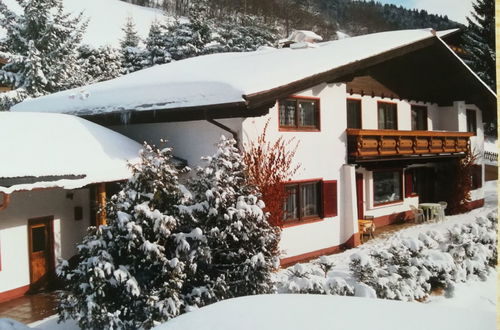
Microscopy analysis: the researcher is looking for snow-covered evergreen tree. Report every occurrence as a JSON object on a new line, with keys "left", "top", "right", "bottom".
{"left": 165, "top": 2, "right": 213, "bottom": 60}
{"left": 145, "top": 20, "right": 172, "bottom": 66}
{"left": 0, "top": 0, "right": 87, "bottom": 110}
{"left": 57, "top": 143, "right": 208, "bottom": 329}
{"left": 78, "top": 45, "right": 122, "bottom": 84}
{"left": 120, "top": 16, "right": 148, "bottom": 74}
{"left": 462, "top": 0, "right": 495, "bottom": 90}
{"left": 184, "top": 136, "right": 281, "bottom": 303}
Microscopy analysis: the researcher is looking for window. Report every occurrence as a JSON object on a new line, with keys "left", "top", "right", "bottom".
{"left": 377, "top": 102, "right": 398, "bottom": 130}
{"left": 283, "top": 181, "right": 321, "bottom": 222}
{"left": 373, "top": 170, "right": 403, "bottom": 205}
{"left": 282, "top": 180, "right": 337, "bottom": 224}
{"left": 279, "top": 97, "right": 320, "bottom": 130}
{"left": 466, "top": 109, "right": 477, "bottom": 134}
{"left": 347, "top": 99, "right": 362, "bottom": 129}
{"left": 411, "top": 105, "right": 428, "bottom": 130}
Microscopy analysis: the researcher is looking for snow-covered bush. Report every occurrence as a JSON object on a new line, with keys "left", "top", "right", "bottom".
{"left": 349, "top": 212, "right": 497, "bottom": 301}
{"left": 183, "top": 136, "right": 281, "bottom": 305}
{"left": 57, "top": 143, "right": 209, "bottom": 329}
{"left": 277, "top": 261, "right": 354, "bottom": 296}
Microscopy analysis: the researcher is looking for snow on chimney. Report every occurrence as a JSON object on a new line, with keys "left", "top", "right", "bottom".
{"left": 281, "top": 30, "right": 323, "bottom": 49}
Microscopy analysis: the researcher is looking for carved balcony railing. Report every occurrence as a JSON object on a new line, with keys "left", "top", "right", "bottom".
{"left": 346, "top": 129, "right": 474, "bottom": 163}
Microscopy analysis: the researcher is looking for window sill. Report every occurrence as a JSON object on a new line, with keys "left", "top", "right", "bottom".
{"left": 279, "top": 127, "right": 321, "bottom": 132}
{"left": 282, "top": 217, "right": 324, "bottom": 228}
{"left": 373, "top": 200, "right": 404, "bottom": 208}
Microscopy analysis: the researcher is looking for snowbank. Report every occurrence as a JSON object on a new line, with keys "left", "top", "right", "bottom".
{"left": 1, "top": 0, "right": 165, "bottom": 47}
{"left": 0, "top": 112, "right": 141, "bottom": 193}
{"left": 153, "top": 294, "right": 496, "bottom": 330}
{"left": 13, "top": 29, "right": 457, "bottom": 116}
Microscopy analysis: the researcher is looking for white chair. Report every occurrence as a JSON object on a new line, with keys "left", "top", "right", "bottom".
{"left": 437, "top": 201, "right": 447, "bottom": 221}
{"left": 410, "top": 205, "right": 425, "bottom": 223}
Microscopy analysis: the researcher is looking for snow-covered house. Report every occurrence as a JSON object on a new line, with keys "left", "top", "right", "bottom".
{"left": 0, "top": 112, "right": 141, "bottom": 302}
{"left": 12, "top": 29, "right": 496, "bottom": 265}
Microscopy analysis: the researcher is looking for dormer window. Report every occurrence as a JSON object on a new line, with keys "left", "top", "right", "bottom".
{"left": 279, "top": 96, "right": 320, "bottom": 131}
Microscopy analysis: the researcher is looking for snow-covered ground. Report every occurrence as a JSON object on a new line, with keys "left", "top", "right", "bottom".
{"left": 1, "top": 0, "right": 166, "bottom": 47}
{"left": 154, "top": 294, "right": 496, "bottom": 330}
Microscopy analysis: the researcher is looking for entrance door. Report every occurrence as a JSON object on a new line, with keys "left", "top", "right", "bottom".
{"left": 356, "top": 173, "right": 364, "bottom": 219}
{"left": 28, "top": 217, "right": 54, "bottom": 291}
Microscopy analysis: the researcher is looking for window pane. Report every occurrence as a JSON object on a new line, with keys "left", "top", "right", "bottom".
{"left": 301, "top": 182, "right": 319, "bottom": 217}
{"left": 378, "top": 103, "right": 397, "bottom": 129}
{"left": 279, "top": 100, "right": 296, "bottom": 127}
{"left": 373, "top": 171, "right": 402, "bottom": 205}
{"left": 32, "top": 226, "right": 46, "bottom": 252}
{"left": 411, "top": 105, "right": 427, "bottom": 130}
{"left": 347, "top": 99, "right": 361, "bottom": 129}
{"left": 298, "top": 100, "right": 317, "bottom": 127}
{"left": 283, "top": 185, "right": 298, "bottom": 221}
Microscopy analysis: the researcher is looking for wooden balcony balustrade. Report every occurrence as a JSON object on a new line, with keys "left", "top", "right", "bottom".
{"left": 347, "top": 129, "right": 474, "bottom": 162}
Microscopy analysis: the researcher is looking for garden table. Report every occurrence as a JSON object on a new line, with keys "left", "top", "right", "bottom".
{"left": 418, "top": 203, "right": 441, "bottom": 222}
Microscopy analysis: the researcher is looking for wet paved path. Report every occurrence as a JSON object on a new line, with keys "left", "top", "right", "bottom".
{"left": 0, "top": 291, "right": 58, "bottom": 324}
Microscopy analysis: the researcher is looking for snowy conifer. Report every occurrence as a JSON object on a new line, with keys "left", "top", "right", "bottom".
{"left": 145, "top": 20, "right": 172, "bottom": 66}
{"left": 78, "top": 45, "right": 122, "bottom": 84}
{"left": 185, "top": 136, "right": 281, "bottom": 303}
{"left": 57, "top": 143, "right": 208, "bottom": 329}
{"left": 462, "top": 0, "right": 495, "bottom": 90}
{"left": 0, "top": 0, "right": 87, "bottom": 110}
{"left": 120, "top": 16, "right": 148, "bottom": 74}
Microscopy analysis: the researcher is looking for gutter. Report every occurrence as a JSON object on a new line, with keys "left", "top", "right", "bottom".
{"left": 206, "top": 118, "right": 239, "bottom": 146}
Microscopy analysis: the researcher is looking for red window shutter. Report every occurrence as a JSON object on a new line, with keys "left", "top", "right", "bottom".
{"left": 404, "top": 170, "right": 413, "bottom": 197}
{"left": 322, "top": 180, "right": 338, "bottom": 218}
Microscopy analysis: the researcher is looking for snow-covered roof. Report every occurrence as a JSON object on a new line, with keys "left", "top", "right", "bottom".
{"left": 12, "top": 28, "right": 489, "bottom": 119}
{"left": 154, "top": 294, "right": 495, "bottom": 330}
{"left": 0, "top": 112, "right": 141, "bottom": 194}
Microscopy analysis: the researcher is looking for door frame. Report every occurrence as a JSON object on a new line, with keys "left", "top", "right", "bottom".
{"left": 27, "top": 216, "right": 55, "bottom": 290}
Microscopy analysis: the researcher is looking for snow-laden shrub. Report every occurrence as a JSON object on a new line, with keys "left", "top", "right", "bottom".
{"left": 349, "top": 212, "right": 497, "bottom": 301}
{"left": 182, "top": 136, "right": 281, "bottom": 306}
{"left": 278, "top": 262, "right": 354, "bottom": 296}
{"left": 57, "top": 143, "right": 209, "bottom": 329}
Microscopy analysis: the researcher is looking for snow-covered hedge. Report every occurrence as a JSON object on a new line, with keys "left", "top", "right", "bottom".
{"left": 351, "top": 211, "right": 497, "bottom": 301}
{"left": 277, "top": 212, "right": 497, "bottom": 302}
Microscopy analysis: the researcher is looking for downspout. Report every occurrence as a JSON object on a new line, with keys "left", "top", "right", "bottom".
{"left": 207, "top": 118, "right": 239, "bottom": 146}
{"left": 0, "top": 192, "right": 10, "bottom": 211}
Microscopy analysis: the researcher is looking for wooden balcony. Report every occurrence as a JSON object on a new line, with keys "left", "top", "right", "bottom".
{"left": 347, "top": 129, "right": 474, "bottom": 163}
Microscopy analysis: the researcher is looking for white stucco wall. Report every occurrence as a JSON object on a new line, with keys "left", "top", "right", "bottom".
{"left": 241, "top": 83, "right": 350, "bottom": 259}
{"left": 0, "top": 188, "right": 90, "bottom": 293}
{"left": 111, "top": 118, "right": 244, "bottom": 168}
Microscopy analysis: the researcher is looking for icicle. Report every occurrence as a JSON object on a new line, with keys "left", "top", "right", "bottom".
{"left": 120, "top": 111, "right": 131, "bottom": 125}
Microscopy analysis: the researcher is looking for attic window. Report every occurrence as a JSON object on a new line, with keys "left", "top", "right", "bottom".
{"left": 279, "top": 97, "right": 320, "bottom": 131}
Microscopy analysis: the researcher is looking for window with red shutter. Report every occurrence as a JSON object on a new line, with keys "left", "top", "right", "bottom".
{"left": 322, "top": 180, "right": 338, "bottom": 218}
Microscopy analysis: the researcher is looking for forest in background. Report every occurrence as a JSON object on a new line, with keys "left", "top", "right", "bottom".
{"left": 119, "top": 0, "right": 462, "bottom": 39}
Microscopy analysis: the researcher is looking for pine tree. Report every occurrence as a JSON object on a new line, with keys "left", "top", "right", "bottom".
{"left": 0, "top": 0, "right": 87, "bottom": 110}
{"left": 78, "top": 45, "right": 123, "bottom": 84}
{"left": 57, "top": 143, "right": 209, "bottom": 329}
{"left": 185, "top": 136, "right": 281, "bottom": 303}
{"left": 462, "top": 0, "right": 495, "bottom": 90}
{"left": 120, "top": 16, "right": 148, "bottom": 74}
{"left": 145, "top": 20, "right": 172, "bottom": 66}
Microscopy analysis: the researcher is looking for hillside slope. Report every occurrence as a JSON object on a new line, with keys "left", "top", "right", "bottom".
{"left": 1, "top": 0, "right": 166, "bottom": 47}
